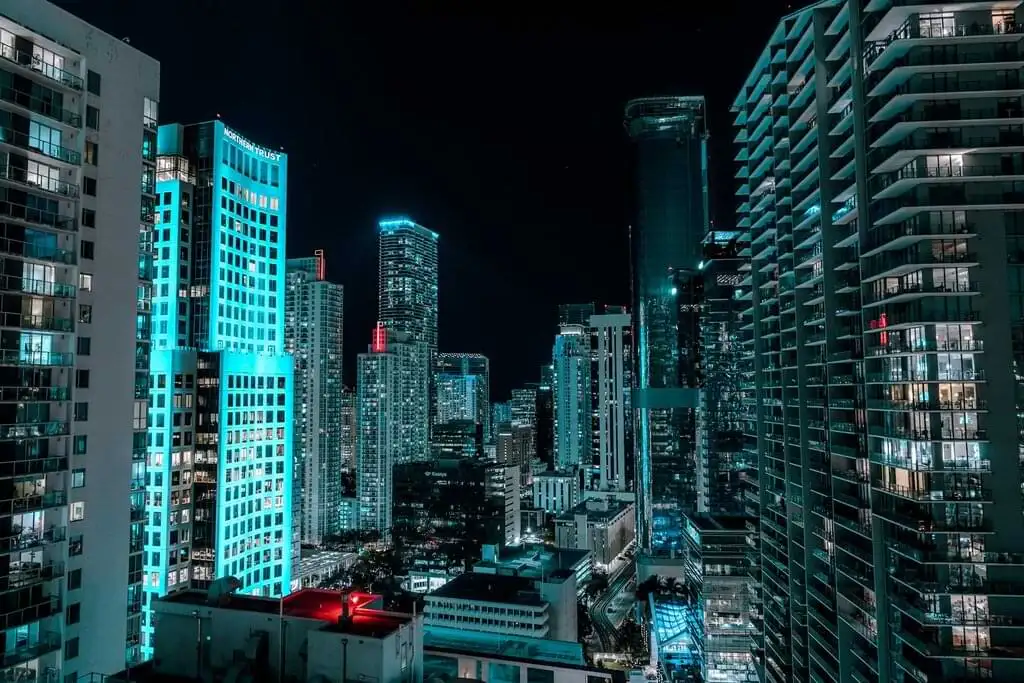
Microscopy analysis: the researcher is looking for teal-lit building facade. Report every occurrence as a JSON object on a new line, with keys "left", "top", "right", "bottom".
{"left": 143, "top": 121, "right": 292, "bottom": 655}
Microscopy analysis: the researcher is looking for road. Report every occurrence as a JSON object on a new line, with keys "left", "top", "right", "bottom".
{"left": 591, "top": 561, "right": 636, "bottom": 652}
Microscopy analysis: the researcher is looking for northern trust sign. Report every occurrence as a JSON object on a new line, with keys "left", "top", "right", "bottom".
{"left": 225, "top": 127, "right": 282, "bottom": 162}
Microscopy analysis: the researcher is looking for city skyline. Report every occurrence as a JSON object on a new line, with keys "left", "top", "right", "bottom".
{"left": 71, "top": 0, "right": 794, "bottom": 396}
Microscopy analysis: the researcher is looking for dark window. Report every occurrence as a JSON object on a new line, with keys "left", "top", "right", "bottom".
{"left": 86, "top": 70, "right": 100, "bottom": 96}
{"left": 83, "top": 177, "right": 96, "bottom": 196}
{"left": 75, "top": 370, "right": 90, "bottom": 388}
{"left": 68, "top": 569, "right": 82, "bottom": 589}
{"left": 80, "top": 240, "right": 94, "bottom": 259}
{"left": 73, "top": 435, "right": 87, "bottom": 455}
{"left": 85, "top": 106, "right": 99, "bottom": 130}
{"left": 64, "top": 636, "right": 79, "bottom": 660}
{"left": 76, "top": 337, "right": 91, "bottom": 355}
{"left": 85, "top": 141, "right": 98, "bottom": 165}
{"left": 74, "top": 402, "right": 88, "bottom": 422}
{"left": 66, "top": 602, "right": 80, "bottom": 625}
{"left": 81, "top": 209, "right": 95, "bottom": 228}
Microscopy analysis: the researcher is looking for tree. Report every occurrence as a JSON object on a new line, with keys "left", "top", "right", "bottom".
{"left": 635, "top": 575, "right": 660, "bottom": 602}
{"left": 577, "top": 598, "right": 595, "bottom": 643}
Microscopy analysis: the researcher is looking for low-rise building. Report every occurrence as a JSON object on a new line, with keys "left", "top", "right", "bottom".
{"left": 424, "top": 570, "right": 577, "bottom": 642}
{"left": 555, "top": 498, "right": 636, "bottom": 566}
{"left": 474, "top": 543, "right": 592, "bottom": 597}
{"left": 294, "top": 550, "right": 358, "bottom": 589}
{"left": 533, "top": 470, "right": 579, "bottom": 514}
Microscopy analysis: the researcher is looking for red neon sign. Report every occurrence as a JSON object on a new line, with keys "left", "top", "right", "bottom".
{"left": 314, "top": 249, "right": 325, "bottom": 281}
{"left": 371, "top": 323, "right": 387, "bottom": 353}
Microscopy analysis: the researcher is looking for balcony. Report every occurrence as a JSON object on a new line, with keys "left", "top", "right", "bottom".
{"left": 0, "top": 204, "right": 75, "bottom": 235}
{"left": 0, "top": 128, "right": 79, "bottom": 165}
{"left": 865, "top": 19, "right": 1024, "bottom": 74}
{"left": 0, "top": 386, "right": 68, "bottom": 404}
{"left": 0, "top": 42, "right": 82, "bottom": 91}
{"left": 0, "top": 82, "right": 80, "bottom": 128}
{"left": 0, "top": 630, "right": 60, "bottom": 669}
{"left": 0, "top": 526, "right": 65, "bottom": 555}
{"left": 0, "top": 312, "right": 73, "bottom": 334}
{"left": 0, "top": 163, "right": 79, "bottom": 199}
{"left": 0, "top": 561, "right": 65, "bottom": 591}
{"left": 864, "top": 280, "right": 979, "bottom": 307}
{"left": 0, "top": 490, "right": 66, "bottom": 515}
{"left": 0, "top": 594, "right": 61, "bottom": 631}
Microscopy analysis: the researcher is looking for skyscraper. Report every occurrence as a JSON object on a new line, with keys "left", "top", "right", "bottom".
{"left": 591, "top": 311, "right": 632, "bottom": 493}
{"left": 434, "top": 352, "right": 490, "bottom": 434}
{"left": 377, "top": 217, "right": 438, "bottom": 350}
{"left": 736, "top": 3, "right": 1024, "bottom": 682}
{"left": 0, "top": 2, "right": 159, "bottom": 673}
{"left": 558, "top": 302, "right": 596, "bottom": 327}
{"left": 378, "top": 218, "right": 434, "bottom": 464}
{"left": 355, "top": 324, "right": 399, "bottom": 536}
{"left": 552, "top": 325, "right": 591, "bottom": 472}
{"left": 340, "top": 386, "right": 355, "bottom": 469}
{"left": 285, "top": 251, "right": 344, "bottom": 547}
{"left": 490, "top": 400, "right": 511, "bottom": 443}
{"left": 625, "top": 96, "right": 709, "bottom": 555}
{"left": 145, "top": 121, "right": 293, "bottom": 646}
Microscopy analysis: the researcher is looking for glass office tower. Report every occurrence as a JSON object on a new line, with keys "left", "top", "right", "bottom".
{"left": 626, "top": 96, "right": 710, "bottom": 555}
{"left": 735, "top": 3, "right": 1024, "bottom": 682}
{"left": 144, "top": 121, "right": 292, "bottom": 654}
{"left": 285, "top": 252, "right": 344, "bottom": 548}
{"left": 434, "top": 352, "right": 490, "bottom": 434}
{"left": 377, "top": 217, "right": 438, "bottom": 350}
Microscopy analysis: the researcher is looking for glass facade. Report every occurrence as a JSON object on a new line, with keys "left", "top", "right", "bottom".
{"left": 377, "top": 217, "right": 438, "bottom": 350}
{"left": 552, "top": 325, "right": 591, "bottom": 472}
{"left": 143, "top": 121, "right": 292, "bottom": 655}
{"left": 626, "top": 96, "right": 710, "bottom": 555}
{"left": 434, "top": 352, "right": 490, "bottom": 435}
{"left": 356, "top": 331, "right": 399, "bottom": 536}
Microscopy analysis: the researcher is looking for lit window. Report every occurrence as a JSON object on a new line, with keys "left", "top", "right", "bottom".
{"left": 70, "top": 502, "right": 85, "bottom": 522}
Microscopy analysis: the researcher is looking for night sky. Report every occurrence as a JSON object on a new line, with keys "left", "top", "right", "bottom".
{"left": 72, "top": 0, "right": 793, "bottom": 396}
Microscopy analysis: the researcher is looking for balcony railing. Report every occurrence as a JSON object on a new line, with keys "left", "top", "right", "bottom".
{"left": 0, "top": 83, "right": 80, "bottom": 127}
{"left": 0, "top": 128, "right": 80, "bottom": 165}
{"left": 0, "top": 42, "right": 82, "bottom": 91}
{"left": 0, "top": 163, "right": 79, "bottom": 198}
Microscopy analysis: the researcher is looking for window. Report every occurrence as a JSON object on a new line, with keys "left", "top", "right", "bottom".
{"left": 76, "top": 337, "right": 91, "bottom": 355}
{"left": 65, "top": 637, "right": 79, "bottom": 660}
{"left": 68, "top": 569, "right": 82, "bottom": 590}
{"left": 70, "top": 502, "right": 85, "bottom": 522}
{"left": 73, "top": 435, "right": 87, "bottom": 455}
{"left": 72, "top": 469, "right": 85, "bottom": 488}
{"left": 69, "top": 535, "right": 82, "bottom": 556}
{"left": 66, "top": 602, "right": 80, "bottom": 625}
{"left": 74, "top": 402, "right": 88, "bottom": 422}
{"left": 85, "top": 106, "right": 99, "bottom": 130}
{"left": 75, "top": 370, "right": 89, "bottom": 388}
{"left": 78, "top": 305, "right": 91, "bottom": 324}
{"left": 84, "top": 141, "right": 98, "bottom": 166}
{"left": 86, "top": 70, "right": 100, "bottom": 96}
{"left": 80, "top": 240, "right": 94, "bottom": 260}
{"left": 143, "top": 97, "right": 158, "bottom": 128}
{"left": 81, "top": 209, "right": 95, "bottom": 228}
{"left": 83, "top": 177, "right": 96, "bottom": 196}
{"left": 79, "top": 273, "right": 92, "bottom": 291}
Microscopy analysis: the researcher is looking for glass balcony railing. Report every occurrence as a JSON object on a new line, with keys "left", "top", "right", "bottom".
{"left": 0, "top": 82, "right": 81, "bottom": 127}
{"left": 0, "top": 128, "right": 80, "bottom": 165}
{"left": 0, "top": 630, "right": 61, "bottom": 668}
{"left": 0, "top": 42, "right": 82, "bottom": 90}
{"left": 0, "top": 163, "right": 79, "bottom": 198}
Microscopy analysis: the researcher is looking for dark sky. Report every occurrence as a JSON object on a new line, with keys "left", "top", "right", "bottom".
{"left": 72, "top": 0, "right": 793, "bottom": 397}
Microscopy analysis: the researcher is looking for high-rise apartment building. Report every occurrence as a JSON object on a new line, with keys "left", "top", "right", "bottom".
{"left": 591, "top": 311, "right": 632, "bottom": 494}
{"left": 145, "top": 121, "right": 292, "bottom": 652}
{"left": 433, "top": 352, "right": 490, "bottom": 435}
{"left": 626, "top": 96, "right": 709, "bottom": 555}
{"left": 735, "top": 3, "right": 1024, "bottom": 682}
{"left": 0, "top": 3, "right": 159, "bottom": 674}
{"left": 390, "top": 328, "right": 430, "bottom": 463}
{"left": 355, "top": 325, "right": 399, "bottom": 537}
{"left": 377, "top": 217, "right": 438, "bottom": 350}
{"left": 552, "top": 325, "right": 591, "bottom": 472}
{"left": 490, "top": 400, "right": 511, "bottom": 443}
{"left": 285, "top": 251, "right": 343, "bottom": 547}
{"left": 558, "top": 302, "right": 596, "bottom": 327}
{"left": 340, "top": 386, "right": 355, "bottom": 469}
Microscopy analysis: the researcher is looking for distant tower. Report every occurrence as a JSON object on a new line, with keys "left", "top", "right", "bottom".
{"left": 591, "top": 310, "right": 632, "bottom": 493}
{"left": 285, "top": 251, "right": 344, "bottom": 546}
{"left": 356, "top": 324, "right": 400, "bottom": 535}
{"left": 552, "top": 325, "right": 591, "bottom": 472}
{"left": 625, "top": 96, "right": 709, "bottom": 553}
{"left": 377, "top": 217, "right": 439, "bottom": 350}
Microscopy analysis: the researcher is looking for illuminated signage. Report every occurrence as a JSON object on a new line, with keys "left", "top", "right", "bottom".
{"left": 371, "top": 323, "right": 387, "bottom": 353}
{"left": 315, "top": 249, "right": 325, "bottom": 281}
{"left": 225, "top": 127, "right": 282, "bottom": 161}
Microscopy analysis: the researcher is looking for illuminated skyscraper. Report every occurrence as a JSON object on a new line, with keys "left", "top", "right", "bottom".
{"left": 625, "top": 96, "right": 709, "bottom": 555}
{"left": 491, "top": 400, "right": 511, "bottom": 443}
{"left": 552, "top": 325, "right": 591, "bottom": 472}
{"left": 434, "top": 352, "right": 490, "bottom": 434}
{"left": 285, "top": 251, "right": 344, "bottom": 547}
{"left": 145, "top": 121, "right": 292, "bottom": 647}
{"left": 356, "top": 325, "right": 399, "bottom": 536}
{"left": 377, "top": 217, "right": 438, "bottom": 350}
{"left": 591, "top": 311, "right": 632, "bottom": 493}
{"left": 0, "top": 2, "right": 159, "bottom": 672}
{"left": 340, "top": 386, "right": 355, "bottom": 469}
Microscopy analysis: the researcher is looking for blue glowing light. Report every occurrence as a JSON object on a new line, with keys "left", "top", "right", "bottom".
{"left": 671, "top": 287, "right": 678, "bottom": 295}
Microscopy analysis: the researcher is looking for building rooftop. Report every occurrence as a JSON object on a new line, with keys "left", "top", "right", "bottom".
{"left": 424, "top": 625, "right": 589, "bottom": 668}
{"left": 158, "top": 588, "right": 413, "bottom": 638}
{"left": 474, "top": 543, "right": 590, "bottom": 578}
{"left": 684, "top": 514, "right": 750, "bottom": 533}
{"left": 429, "top": 572, "right": 544, "bottom": 606}
{"left": 556, "top": 498, "right": 634, "bottom": 524}
{"left": 296, "top": 549, "right": 356, "bottom": 577}
{"left": 534, "top": 470, "right": 575, "bottom": 479}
